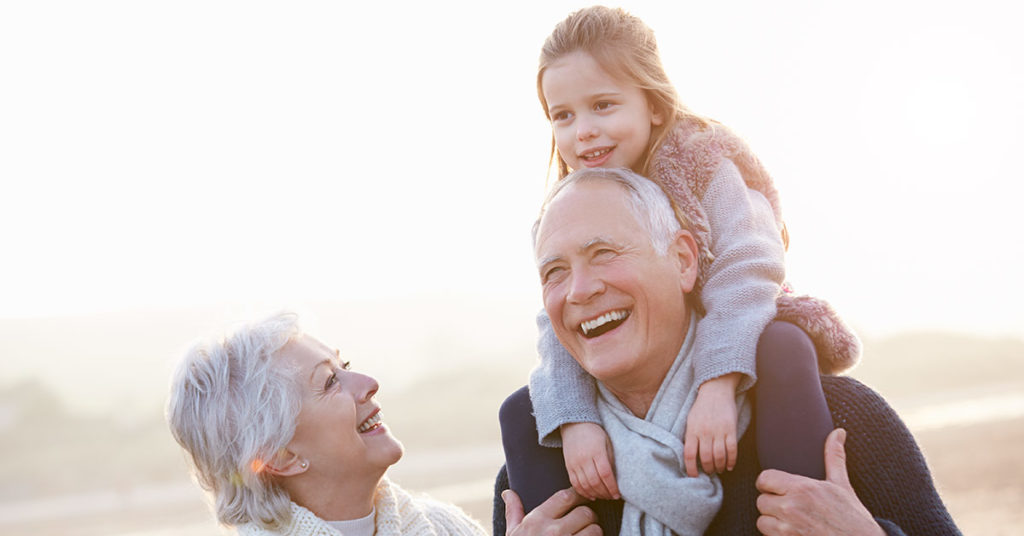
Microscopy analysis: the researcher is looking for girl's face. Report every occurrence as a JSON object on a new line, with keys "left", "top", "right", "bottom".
{"left": 542, "top": 51, "right": 663, "bottom": 173}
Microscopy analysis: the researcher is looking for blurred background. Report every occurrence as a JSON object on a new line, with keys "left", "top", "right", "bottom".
{"left": 1, "top": 0, "right": 1022, "bottom": 534}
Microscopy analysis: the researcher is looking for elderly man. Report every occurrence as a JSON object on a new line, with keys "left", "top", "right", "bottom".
{"left": 495, "top": 168, "right": 959, "bottom": 535}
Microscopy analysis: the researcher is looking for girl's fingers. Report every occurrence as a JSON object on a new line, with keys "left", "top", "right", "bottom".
{"left": 713, "top": 437, "right": 727, "bottom": 473}
{"left": 726, "top": 433, "right": 738, "bottom": 471}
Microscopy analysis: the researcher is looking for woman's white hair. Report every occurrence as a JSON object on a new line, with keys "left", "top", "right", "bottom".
{"left": 533, "top": 167, "right": 688, "bottom": 254}
{"left": 166, "top": 312, "right": 302, "bottom": 530}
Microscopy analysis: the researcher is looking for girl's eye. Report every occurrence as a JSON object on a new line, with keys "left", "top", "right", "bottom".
{"left": 594, "top": 101, "right": 614, "bottom": 111}
{"left": 551, "top": 110, "right": 572, "bottom": 122}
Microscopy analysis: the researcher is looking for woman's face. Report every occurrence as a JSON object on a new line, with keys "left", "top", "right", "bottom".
{"left": 278, "top": 334, "right": 403, "bottom": 483}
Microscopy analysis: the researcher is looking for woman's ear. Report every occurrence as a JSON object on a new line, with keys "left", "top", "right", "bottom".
{"left": 672, "top": 230, "right": 700, "bottom": 292}
{"left": 263, "top": 449, "right": 309, "bottom": 477}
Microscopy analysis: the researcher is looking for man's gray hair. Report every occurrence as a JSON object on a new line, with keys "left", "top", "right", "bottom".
{"left": 166, "top": 312, "right": 302, "bottom": 530}
{"left": 533, "top": 167, "right": 688, "bottom": 254}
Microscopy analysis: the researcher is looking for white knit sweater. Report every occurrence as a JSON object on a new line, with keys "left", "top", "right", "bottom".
{"left": 236, "top": 478, "right": 486, "bottom": 536}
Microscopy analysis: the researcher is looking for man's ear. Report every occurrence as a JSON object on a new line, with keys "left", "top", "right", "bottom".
{"left": 263, "top": 449, "right": 309, "bottom": 477}
{"left": 672, "top": 230, "right": 700, "bottom": 292}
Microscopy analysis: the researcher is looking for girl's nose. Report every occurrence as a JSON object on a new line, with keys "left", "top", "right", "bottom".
{"left": 576, "top": 119, "right": 599, "bottom": 142}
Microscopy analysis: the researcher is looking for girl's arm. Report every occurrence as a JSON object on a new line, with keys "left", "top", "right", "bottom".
{"left": 528, "top": 309, "right": 601, "bottom": 447}
{"left": 691, "top": 158, "right": 785, "bottom": 391}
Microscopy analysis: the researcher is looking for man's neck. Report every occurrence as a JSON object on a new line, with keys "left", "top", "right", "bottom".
{"left": 604, "top": 311, "right": 696, "bottom": 417}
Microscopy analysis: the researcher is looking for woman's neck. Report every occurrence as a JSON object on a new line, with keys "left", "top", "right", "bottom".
{"left": 284, "top": 471, "right": 382, "bottom": 521}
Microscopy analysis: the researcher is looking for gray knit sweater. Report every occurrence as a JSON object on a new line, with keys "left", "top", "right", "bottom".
{"left": 530, "top": 158, "right": 781, "bottom": 445}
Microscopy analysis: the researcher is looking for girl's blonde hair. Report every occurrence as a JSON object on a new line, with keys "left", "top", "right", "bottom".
{"left": 537, "top": 6, "right": 711, "bottom": 179}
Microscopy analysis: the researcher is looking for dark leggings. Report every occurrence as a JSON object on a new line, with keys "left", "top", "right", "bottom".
{"left": 499, "top": 321, "right": 833, "bottom": 513}
{"left": 498, "top": 385, "right": 573, "bottom": 513}
{"left": 755, "top": 321, "right": 833, "bottom": 479}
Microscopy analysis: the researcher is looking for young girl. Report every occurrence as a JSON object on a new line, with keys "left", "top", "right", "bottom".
{"left": 499, "top": 4, "right": 861, "bottom": 524}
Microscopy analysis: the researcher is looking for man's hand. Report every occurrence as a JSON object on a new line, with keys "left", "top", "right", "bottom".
{"left": 755, "top": 428, "right": 886, "bottom": 535}
{"left": 503, "top": 488, "right": 602, "bottom": 536}
{"left": 684, "top": 373, "right": 740, "bottom": 477}
{"left": 561, "top": 422, "right": 620, "bottom": 500}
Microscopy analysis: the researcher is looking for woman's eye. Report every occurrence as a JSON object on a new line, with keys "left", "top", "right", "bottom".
{"left": 341, "top": 360, "right": 351, "bottom": 370}
{"left": 594, "top": 249, "right": 616, "bottom": 261}
{"left": 324, "top": 372, "right": 338, "bottom": 391}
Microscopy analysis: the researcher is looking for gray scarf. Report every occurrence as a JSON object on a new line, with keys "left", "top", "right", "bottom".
{"left": 597, "top": 315, "right": 751, "bottom": 536}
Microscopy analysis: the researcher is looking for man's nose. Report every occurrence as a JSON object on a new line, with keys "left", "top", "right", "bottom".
{"left": 566, "top": 266, "right": 604, "bottom": 304}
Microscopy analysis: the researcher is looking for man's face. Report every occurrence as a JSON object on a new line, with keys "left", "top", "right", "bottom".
{"left": 534, "top": 179, "right": 697, "bottom": 390}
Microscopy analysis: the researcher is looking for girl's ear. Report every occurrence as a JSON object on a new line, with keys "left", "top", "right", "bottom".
{"left": 650, "top": 104, "right": 665, "bottom": 127}
{"left": 263, "top": 449, "right": 309, "bottom": 477}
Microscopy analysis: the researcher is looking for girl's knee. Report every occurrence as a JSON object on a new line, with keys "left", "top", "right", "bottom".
{"left": 757, "top": 321, "right": 817, "bottom": 376}
{"left": 499, "top": 386, "right": 534, "bottom": 437}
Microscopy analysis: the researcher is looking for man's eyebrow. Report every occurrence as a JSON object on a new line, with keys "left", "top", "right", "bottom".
{"left": 582, "top": 236, "right": 619, "bottom": 250}
{"left": 536, "top": 236, "right": 620, "bottom": 268}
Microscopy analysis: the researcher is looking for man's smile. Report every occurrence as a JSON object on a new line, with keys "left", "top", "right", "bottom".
{"left": 579, "top": 308, "right": 631, "bottom": 338}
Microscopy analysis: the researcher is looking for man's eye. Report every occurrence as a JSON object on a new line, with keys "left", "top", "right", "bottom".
{"left": 542, "top": 266, "right": 566, "bottom": 283}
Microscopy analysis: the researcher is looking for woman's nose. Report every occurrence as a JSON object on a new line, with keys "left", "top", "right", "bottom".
{"left": 353, "top": 372, "right": 379, "bottom": 403}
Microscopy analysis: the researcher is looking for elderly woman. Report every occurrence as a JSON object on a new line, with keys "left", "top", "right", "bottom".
{"left": 166, "top": 313, "right": 491, "bottom": 536}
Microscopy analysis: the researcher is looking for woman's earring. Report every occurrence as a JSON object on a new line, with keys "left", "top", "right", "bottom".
{"left": 300, "top": 460, "right": 308, "bottom": 469}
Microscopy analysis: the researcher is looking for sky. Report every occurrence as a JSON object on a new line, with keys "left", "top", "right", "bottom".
{"left": 1, "top": 0, "right": 1022, "bottom": 340}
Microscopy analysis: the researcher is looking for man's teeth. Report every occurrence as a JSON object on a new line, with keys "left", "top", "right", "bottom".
{"left": 357, "top": 413, "right": 382, "bottom": 433}
{"left": 580, "top": 310, "right": 628, "bottom": 336}
{"left": 583, "top": 148, "right": 611, "bottom": 159}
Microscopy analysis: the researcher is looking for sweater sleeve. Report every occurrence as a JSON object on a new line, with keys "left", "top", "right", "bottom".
{"left": 527, "top": 309, "right": 601, "bottom": 447}
{"left": 691, "top": 159, "right": 786, "bottom": 391}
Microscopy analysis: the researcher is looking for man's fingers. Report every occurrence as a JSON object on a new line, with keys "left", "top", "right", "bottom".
{"left": 824, "top": 428, "right": 852, "bottom": 489}
{"left": 502, "top": 489, "right": 525, "bottom": 535}
{"left": 532, "top": 488, "right": 589, "bottom": 518}
{"left": 755, "top": 468, "right": 798, "bottom": 495}
{"left": 755, "top": 513, "right": 782, "bottom": 535}
{"left": 561, "top": 504, "right": 599, "bottom": 534}
{"left": 684, "top": 436, "right": 699, "bottom": 477}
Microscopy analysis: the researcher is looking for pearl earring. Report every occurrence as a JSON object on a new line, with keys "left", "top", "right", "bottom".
{"left": 300, "top": 461, "right": 308, "bottom": 469}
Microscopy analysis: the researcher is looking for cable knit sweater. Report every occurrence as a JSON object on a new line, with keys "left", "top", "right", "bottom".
{"left": 494, "top": 376, "right": 962, "bottom": 536}
{"left": 529, "top": 120, "right": 861, "bottom": 446}
{"left": 237, "top": 478, "right": 486, "bottom": 536}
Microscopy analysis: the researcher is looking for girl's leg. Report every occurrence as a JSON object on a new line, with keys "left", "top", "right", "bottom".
{"left": 498, "top": 385, "right": 572, "bottom": 513}
{"left": 755, "top": 321, "right": 833, "bottom": 479}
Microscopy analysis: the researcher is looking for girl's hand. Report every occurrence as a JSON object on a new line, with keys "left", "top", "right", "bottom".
{"left": 560, "top": 422, "right": 621, "bottom": 500}
{"left": 684, "top": 373, "right": 741, "bottom": 477}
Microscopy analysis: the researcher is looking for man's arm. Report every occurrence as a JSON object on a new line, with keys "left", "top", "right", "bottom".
{"left": 755, "top": 428, "right": 886, "bottom": 535}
